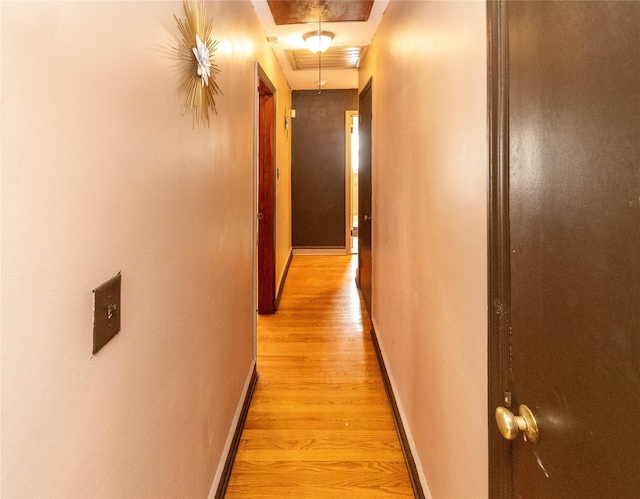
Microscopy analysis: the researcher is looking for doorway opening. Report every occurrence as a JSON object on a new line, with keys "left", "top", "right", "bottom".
{"left": 346, "top": 111, "right": 359, "bottom": 254}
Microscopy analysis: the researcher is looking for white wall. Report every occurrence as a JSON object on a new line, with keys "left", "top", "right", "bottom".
{"left": 1, "top": 1, "right": 290, "bottom": 496}
{"left": 359, "top": 1, "right": 488, "bottom": 497}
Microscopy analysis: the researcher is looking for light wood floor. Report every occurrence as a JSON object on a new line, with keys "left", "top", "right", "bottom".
{"left": 225, "top": 255, "right": 413, "bottom": 498}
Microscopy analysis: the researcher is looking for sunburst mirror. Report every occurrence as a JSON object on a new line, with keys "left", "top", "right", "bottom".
{"left": 174, "top": 0, "right": 221, "bottom": 126}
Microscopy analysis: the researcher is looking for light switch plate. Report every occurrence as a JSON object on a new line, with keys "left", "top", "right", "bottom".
{"left": 93, "top": 273, "right": 121, "bottom": 354}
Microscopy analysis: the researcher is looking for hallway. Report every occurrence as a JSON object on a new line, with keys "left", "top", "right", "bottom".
{"left": 2, "top": 2, "right": 490, "bottom": 495}
{"left": 225, "top": 256, "right": 413, "bottom": 497}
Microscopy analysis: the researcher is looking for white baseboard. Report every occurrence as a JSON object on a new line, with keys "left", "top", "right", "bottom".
{"left": 208, "top": 358, "right": 256, "bottom": 499}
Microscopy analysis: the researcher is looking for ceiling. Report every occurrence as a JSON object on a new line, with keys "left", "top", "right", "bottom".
{"left": 251, "top": 0, "right": 390, "bottom": 90}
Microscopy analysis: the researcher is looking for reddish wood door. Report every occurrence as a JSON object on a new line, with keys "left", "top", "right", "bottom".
{"left": 258, "top": 74, "right": 276, "bottom": 315}
{"left": 489, "top": 1, "right": 640, "bottom": 496}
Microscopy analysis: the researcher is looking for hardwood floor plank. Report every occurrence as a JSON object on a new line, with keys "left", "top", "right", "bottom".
{"left": 231, "top": 460, "right": 410, "bottom": 474}
{"left": 234, "top": 449, "right": 406, "bottom": 463}
{"left": 228, "top": 470, "right": 412, "bottom": 494}
{"left": 225, "top": 256, "right": 413, "bottom": 498}
{"left": 244, "top": 413, "right": 398, "bottom": 431}
{"left": 226, "top": 485, "right": 414, "bottom": 499}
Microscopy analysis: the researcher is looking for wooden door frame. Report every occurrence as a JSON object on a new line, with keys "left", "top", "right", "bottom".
{"left": 257, "top": 65, "right": 277, "bottom": 315}
{"left": 487, "top": 0, "right": 512, "bottom": 497}
{"left": 345, "top": 110, "right": 358, "bottom": 255}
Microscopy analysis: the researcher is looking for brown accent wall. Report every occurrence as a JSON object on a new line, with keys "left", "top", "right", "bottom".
{"left": 291, "top": 89, "right": 358, "bottom": 248}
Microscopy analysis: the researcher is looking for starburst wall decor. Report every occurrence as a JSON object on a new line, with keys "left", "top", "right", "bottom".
{"left": 174, "top": 0, "right": 221, "bottom": 126}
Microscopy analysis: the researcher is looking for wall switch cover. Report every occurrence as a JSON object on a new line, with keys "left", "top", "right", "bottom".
{"left": 93, "top": 273, "right": 121, "bottom": 354}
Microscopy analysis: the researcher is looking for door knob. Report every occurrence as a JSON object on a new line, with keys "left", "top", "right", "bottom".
{"left": 364, "top": 215, "right": 371, "bottom": 222}
{"left": 495, "top": 404, "right": 539, "bottom": 444}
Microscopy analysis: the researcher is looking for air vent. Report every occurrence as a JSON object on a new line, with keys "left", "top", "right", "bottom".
{"left": 287, "top": 46, "right": 365, "bottom": 71}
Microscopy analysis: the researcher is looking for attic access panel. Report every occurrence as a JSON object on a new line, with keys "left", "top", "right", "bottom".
{"left": 267, "top": 0, "right": 374, "bottom": 25}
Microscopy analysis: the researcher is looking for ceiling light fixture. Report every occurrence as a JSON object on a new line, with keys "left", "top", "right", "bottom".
{"left": 302, "top": 30, "right": 334, "bottom": 54}
{"left": 303, "top": 18, "right": 334, "bottom": 94}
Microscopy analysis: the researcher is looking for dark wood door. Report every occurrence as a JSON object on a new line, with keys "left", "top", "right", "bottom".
{"left": 258, "top": 73, "right": 276, "bottom": 315}
{"left": 489, "top": 1, "right": 640, "bottom": 497}
{"left": 358, "top": 79, "right": 373, "bottom": 315}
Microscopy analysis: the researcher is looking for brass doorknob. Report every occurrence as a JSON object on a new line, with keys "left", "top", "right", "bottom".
{"left": 495, "top": 404, "right": 539, "bottom": 444}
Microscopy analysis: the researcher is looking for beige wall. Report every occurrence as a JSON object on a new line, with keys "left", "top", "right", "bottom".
{"left": 1, "top": 1, "right": 290, "bottom": 496}
{"left": 274, "top": 88, "right": 293, "bottom": 292}
{"left": 359, "top": 1, "right": 488, "bottom": 497}
{"left": 252, "top": 23, "right": 293, "bottom": 293}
